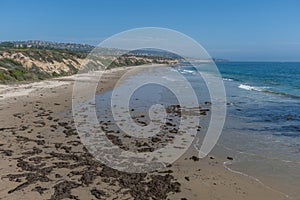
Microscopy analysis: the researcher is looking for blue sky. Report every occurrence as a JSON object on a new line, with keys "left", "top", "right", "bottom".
{"left": 1, "top": 0, "right": 300, "bottom": 61}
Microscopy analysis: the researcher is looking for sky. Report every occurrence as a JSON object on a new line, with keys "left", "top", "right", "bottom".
{"left": 1, "top": 0, "right": 300, "bottom": 61}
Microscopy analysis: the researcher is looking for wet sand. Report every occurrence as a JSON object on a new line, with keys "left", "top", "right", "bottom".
{"left": 0, "top": 64, "right": 291, "bottom": 200}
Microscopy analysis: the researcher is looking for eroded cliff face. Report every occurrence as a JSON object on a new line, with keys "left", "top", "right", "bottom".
{"left": 0, "top": 49, "right": 85, "bottom": 82}
{"left": 1, "top": 51, "right": 84, "bottom": 73}
{"left": 0, "top": 49, "right": 177, "bottom": 83}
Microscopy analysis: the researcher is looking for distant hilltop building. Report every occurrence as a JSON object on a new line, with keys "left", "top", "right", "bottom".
{"left": 6, "top": 40, "right": 95, "bottom": 52}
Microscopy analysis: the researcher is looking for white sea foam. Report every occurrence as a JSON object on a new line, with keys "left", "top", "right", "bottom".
{"left": 223, "top": 78, "right": 233, "bottom": 81}
{"left": 179, "top": 69, "right": 196, "bottom": 75}
{"left": 238, "top": 84, "right": 267, "bottom": 92}
{"left": 183, "top": 69, "right": 195, "bottom": 73}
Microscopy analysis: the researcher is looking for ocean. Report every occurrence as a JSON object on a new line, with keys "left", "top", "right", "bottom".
{"left": 177, "top": 62, "right": 300, "bottom": 197}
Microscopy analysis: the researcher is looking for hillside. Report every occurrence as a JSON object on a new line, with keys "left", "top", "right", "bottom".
{"left": 0, "top": 42, "right": 178, "bottom": 83}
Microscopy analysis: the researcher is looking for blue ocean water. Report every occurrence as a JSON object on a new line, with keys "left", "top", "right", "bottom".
{"left": 215, "top": 62, "right": 300, "bottom": 138}
{"left": 218, "top": 62, "right": 300, "bottom": 98}
{"left": 177, "top": 62, "right": 300, "bottom": 137}
{"left": 176, "top": 62, "right": 300, "bottom": 153}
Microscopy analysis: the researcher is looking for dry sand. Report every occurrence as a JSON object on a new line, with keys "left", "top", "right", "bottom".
{"left": 0, "top": 64, "right": 291, "bottom": 200}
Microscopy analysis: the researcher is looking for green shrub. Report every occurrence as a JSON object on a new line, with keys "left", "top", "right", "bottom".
{"left": 51, "top": 71, "right": 59, "bottom": 77}
{"left": 10, "top": 69, "right": 25, "bottom": 81}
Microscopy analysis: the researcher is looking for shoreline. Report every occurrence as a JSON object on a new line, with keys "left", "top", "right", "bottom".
{"left": 0, "top": 63, "right": 169, "bottom": 100}
{"left": 0, "top": 64, "right": 291, "bottom": 199}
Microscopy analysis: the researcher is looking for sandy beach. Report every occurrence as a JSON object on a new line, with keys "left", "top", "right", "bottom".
{"left": 0, "top": 64, "right": 291, "bottom": 200}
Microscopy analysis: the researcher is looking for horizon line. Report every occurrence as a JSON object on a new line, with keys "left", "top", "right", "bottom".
{"left": 1, "top": 40, "right": 300, "bottom": 62}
